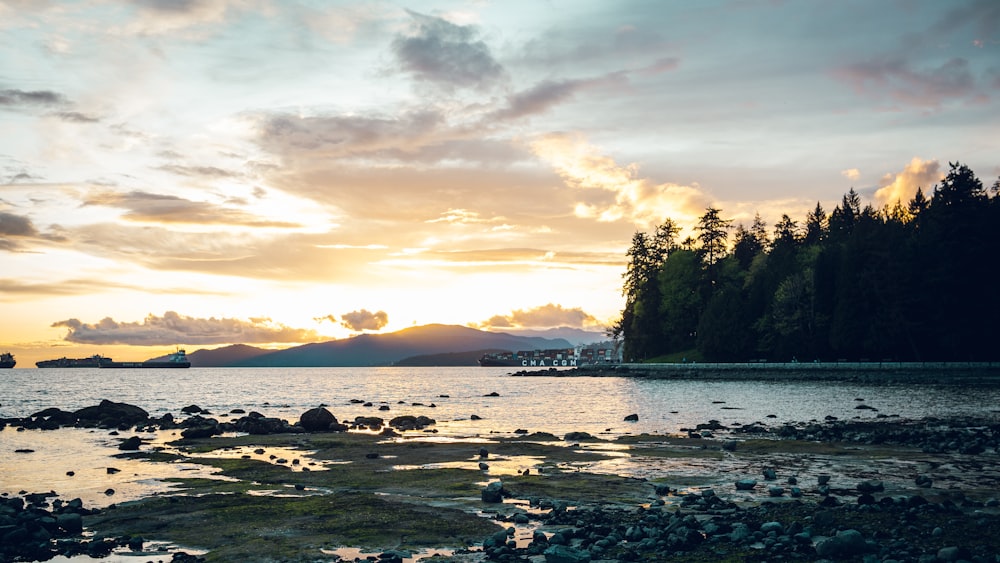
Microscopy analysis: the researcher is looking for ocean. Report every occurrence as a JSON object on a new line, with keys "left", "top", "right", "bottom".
{"left": 2, "top": 366, "right": 999, "bottom": 561}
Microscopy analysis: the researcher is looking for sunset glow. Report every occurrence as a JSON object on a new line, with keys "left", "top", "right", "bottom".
{"left": 2, "top": 1, "right": 997, "bottom": 366}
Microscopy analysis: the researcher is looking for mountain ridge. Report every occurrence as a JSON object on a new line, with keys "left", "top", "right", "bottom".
{"left": 206, "top": 324, "right": 574, "bottom": 367}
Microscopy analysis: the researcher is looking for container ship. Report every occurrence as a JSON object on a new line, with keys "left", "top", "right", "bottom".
{"left": 36, "top": 350, "right": 190, "bottom": 368}
{"left": 479, "top": 347, "right": 618, "bottom": 368}
{"left": 1, "top": 352, "right": 15, "bottom": 369}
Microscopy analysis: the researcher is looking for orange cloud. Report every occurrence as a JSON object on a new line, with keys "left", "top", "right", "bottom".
{"left": 873, "top": 157, "right": 943, "bottom": 208}
{"left": 478, "top": 303, "right": 599, "bottom": 329}
{"left": 529, "top": 133, "right": 709, "bottom": 229}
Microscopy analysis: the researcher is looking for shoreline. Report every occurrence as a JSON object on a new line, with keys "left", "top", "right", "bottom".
{"left": 2, "top": 400, "right": 999, "bottom": 562}
{"left": 524, "top": 361, "right": 1000, "bottom": 384}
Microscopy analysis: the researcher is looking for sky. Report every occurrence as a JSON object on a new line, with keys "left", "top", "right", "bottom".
{"left": 1, "top": 0, "right": 998, "bottom": 366}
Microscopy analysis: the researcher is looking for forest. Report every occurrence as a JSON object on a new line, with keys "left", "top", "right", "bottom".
{"left": 612, "top": 162, "right": 1000, "bottom": 363}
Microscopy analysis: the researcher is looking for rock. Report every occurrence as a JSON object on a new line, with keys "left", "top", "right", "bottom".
{"left": 624, "top": 413, "right": 639, "bottom": 422}
{"left": 478, "top": 447, "right": 489, "bottom": 458}
{"left": 106, "top": 467, "right": 121, "bottom": 474}
{"left": 543, "top": 544, "right": 592, "bottom": 563}
{"left": 735, "top": 479, "right": 757, "bottom": 491}
{"left": 388, "top": 415, "right": 435, "bottom": 431}
{"left": 481, "top": 481, "right": 506, "bottom": 503}
{"left": 353, "top": 416, "right": 384, "bottom": 429}
{"left": 181, "top": 424, "right": 219, "bottom": 439}
{"left": 760, "top": 521, "right": 783, "bottom": 534}
{"left": 118, "top": 436, "right": 142, "bottom": 450}
{"left": 763, "top": 468, "right": 777, "bottom": 480}
{"left": 768, "top": 486, "right": 785, "bottom": 497}
{"left": 478, "top": 462, "right": 489, "bottom": 471}
{"left": 915, "top": 474, "right": 933, "bottom": 488}
{"left": 485, "top": 392, "right": 500, "bottom": 397}
{"left": 856, "top": 480, "right": 884, "bottom": 494}
{"left": 937, "top": 546, "right": 971, "bottom": 561}
{"left": 721, "top": 440, "right": 738, "bottom": 451}
{"left": 298, "top": 407, "right": 336, "bottom": 432}
{"left": 74, "top": 400, "right": 149, "bottom": 428}
{"left": 564, "top": 431, "right": 595, "bottom": 441}
{"left": 181, "top": 405, "right": 203, "bottom": 414}
{"left": 814, "top": 529, "right": 869, "bottom": 558}
{"left": 56, "top": 512, "right": 83, "bottom": 533}
{"left": 470, "top": 414, "right": 482, "bottom": 420}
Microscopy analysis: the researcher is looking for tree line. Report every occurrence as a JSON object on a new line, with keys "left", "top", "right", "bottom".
{"left": 611, "top": 162, "right": 1000, "bottom": 363}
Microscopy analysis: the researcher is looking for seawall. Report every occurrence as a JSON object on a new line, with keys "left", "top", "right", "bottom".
{"left": 525, "top": 361, "right": 1000, "bottom": 385}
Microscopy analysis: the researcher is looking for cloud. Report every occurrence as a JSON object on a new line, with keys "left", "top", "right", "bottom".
{"left": 257, "top": 110, "right": 445, "bottom": 161}
{"left": 340, "top": 309, "right": 388, "bottom": 332}
{"left": 490, "top": 74, "right": 624, "bottom": 121}
{"left": 392, "top": 10, "right": 506, "bottom": 91}
{"left": 0, "top": 89, "right": 67, "bottom": 108}
{"left": 0, "top": 277, "right": 227, "bottom": 299}
{"left": 51, "top": 111, "right": 100, "bottom": 123}
{"left": 530, "top": 132, "right": 710, "bottom": 229}
{"left": 52, "top": 311, "right": 322, "bottom": 345}
{"left": 158, "top": 164, "right": 239, "bottom": 178}
{"left": 478, "top": 303, "right": 599, "bottom": 330}
{"left": 83, "top": 190, "right": 301, "bottom": 228}
{"left": 873, "top": 157, "right": 943, "bottom": 208}
{"left": 0, "top": 212, "right": 39, "bottom": 251}
{"left": 118, "top": 0, "right": 252, "bottom": 37}
{"left": 841, "top": 168, "right": 861, "bottom": 181}
{"left": 833, "top": 57, "right": 977, "bottom": 110}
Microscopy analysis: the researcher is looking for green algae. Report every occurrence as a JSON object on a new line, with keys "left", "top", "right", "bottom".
{"left": 502, "top": 470, "right": 654, "bottom": 505}
{"left": 86, "top": 490, "right": 500, "bottom": 562}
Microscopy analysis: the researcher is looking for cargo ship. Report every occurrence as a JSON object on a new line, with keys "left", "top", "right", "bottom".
{"left": 36, "top": 355, "right": 111, "bottom": 368}
{"left": 100, "top": 349, "right": 191, "bottom": 368}
{"left": 479, "top": 347, "right": 618, "bottom": 368}
{"left": 36, "top": 350, "right": 190, "bottom": 368}
{"left": 1, "top": 352, "right": 15, "bottom": 369}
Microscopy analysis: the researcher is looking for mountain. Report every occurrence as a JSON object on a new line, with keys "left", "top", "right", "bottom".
{"left": 495, "top": 326, "right": 608, "bottom": 345}
{"left": 230, "top": 324, "right": 573, "bottom": 367}
{"left": 187, "top": 344, "right": 273, "bottom": 367}
{"left": 394, "top": 349, "right": 504, "bottom": 367}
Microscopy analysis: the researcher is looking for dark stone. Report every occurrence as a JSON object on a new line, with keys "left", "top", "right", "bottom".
{"left": 481, "top": 481, "right": 506, "bottom": 503}
{"left": 298, "top": 407, "right": 336, "bottom": 432}
{"left": 118, "top": 436, "right": 142, "bottom": 450}
{"left": 624, "top": 413, "right": 639, "bottom": 422}
{"left": 74, "top": 400, "right": 149, "bottom": 429}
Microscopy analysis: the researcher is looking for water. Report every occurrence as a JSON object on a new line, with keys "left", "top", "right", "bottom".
{"left": 3, "top": 367, "right": 998, "bottom": 438}
{"left": 3, "top": 367, "right": 999, "bottom": 561}
{"left": 4, "top": 366, "right": 998, "bottom": 503}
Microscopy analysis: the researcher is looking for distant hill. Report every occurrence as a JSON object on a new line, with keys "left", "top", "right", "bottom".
{"left": 496, "top": 326, "right": 608, "bottom": 345}
{"left": 187, "top": 344, "right": 273, "bottom": 367}
{"left": 229, "top": 324, "right": 573, "bottom": 367}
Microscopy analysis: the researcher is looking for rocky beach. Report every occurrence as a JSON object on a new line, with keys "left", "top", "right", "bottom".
{"left": 2, "top": 385, "right": 1000, "bottom": 563}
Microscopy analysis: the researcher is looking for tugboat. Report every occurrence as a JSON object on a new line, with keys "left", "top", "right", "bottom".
{"left": 0, "top": 352, "right": 15, "bottom": 369}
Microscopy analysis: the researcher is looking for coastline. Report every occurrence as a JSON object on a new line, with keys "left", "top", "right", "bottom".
{"left": 530, "top": 361, "right": 1000, "bottom": 384}
{"left": 2, "top": 399, "right": 999, "bottom": 562}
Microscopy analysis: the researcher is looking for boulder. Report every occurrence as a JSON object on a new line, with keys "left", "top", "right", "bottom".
{"left": 735, "top": 479, "right": 757, "bottom": 491}
{"left": 298, "top": 407, "right": 336, "bottom": 432}
{"left": 118, "top": 436, "right": 142, "bottom": 450}
{"left": 481, "top": 481, "right": 506, "bottom": 503}
{"left": 388, "top": 415, "right": 435, "bottom": 431}
{"left": 624, "top": 413, "right": 639, "bottom": 422}
{"left": 74, "top": 400, "right": 149, "bottom": 428}
{"left": 814, "top": 529, "right": 870, "bottom": 558}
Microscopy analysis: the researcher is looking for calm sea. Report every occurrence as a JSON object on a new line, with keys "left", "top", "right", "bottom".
{"left": 3, "top": 366, "right": 999, "bottom": 506}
